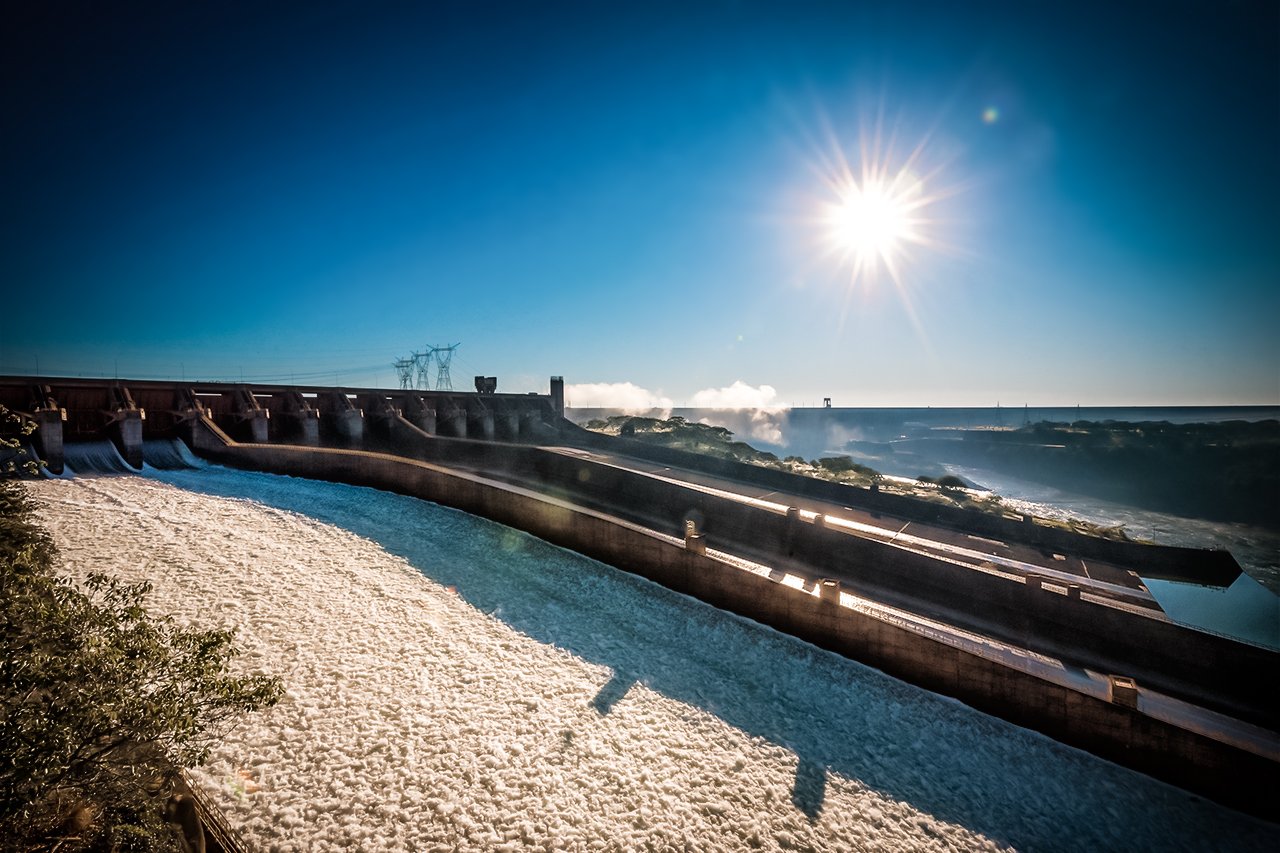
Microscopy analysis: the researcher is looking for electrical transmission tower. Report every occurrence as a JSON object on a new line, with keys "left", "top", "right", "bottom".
{"left": 393, "top": 342, "right": 459, "bottom": 391}
{"left": 393, "top": 357, "right": 415, "bottom": 390}
{"left": 430, "top": 343, "right": 459, "bottom": 391}
{"left": 412, "top": 349, "right": 433, "bottom": 390}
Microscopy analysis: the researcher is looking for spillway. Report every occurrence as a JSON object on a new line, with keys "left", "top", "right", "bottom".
{"left": 26, "top": 466, "right": 1279, "bottom": 852}
{"left": 60, "top": 439, "right": 137, "bottom": 475}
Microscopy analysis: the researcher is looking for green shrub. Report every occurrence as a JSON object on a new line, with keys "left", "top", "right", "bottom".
{"left": 0, "top": 480, "right": 283, "bottom": 851}
{"left": 0, "top": 405, "right": 39, "bottom": 477}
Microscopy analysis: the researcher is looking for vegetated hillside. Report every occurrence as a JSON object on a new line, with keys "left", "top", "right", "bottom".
{"left": 935, "top": 420, "right": 1280, "bottom": 528}
{"left": 583, "top": 415, "right": 877, "bottom": 483}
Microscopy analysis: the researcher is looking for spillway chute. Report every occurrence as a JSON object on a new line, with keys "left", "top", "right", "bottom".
{"left": 142, "top": 439, "right": 207, "bottom": 471}
{"left": 61, "top": 440, "right": 137, "bottom": 476}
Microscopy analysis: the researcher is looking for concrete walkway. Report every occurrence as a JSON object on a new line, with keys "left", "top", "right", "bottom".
{"left": 546, "top": 446, "right": 1161, "bottom": 610}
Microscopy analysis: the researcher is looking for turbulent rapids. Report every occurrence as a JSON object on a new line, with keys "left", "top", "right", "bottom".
{"left": 26, "top": 463, "right": 1279, "bottom": 852}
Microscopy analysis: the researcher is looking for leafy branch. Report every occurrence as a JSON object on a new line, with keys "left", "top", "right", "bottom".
{"left": 0, "top": 480, "right": 283, "bottom": 851}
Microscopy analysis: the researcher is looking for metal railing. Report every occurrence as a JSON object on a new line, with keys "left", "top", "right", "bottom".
{"left": 180, "top": 770, "right": 253, "bottom": 853}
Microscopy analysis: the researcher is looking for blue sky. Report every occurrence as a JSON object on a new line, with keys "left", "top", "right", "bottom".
{"left": 2, "top": 1, "right": 1276, "bottom": 406}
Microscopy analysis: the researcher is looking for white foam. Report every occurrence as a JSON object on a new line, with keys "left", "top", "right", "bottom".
{"left": 26, "top": 470, "right": 1278, "bottom": 851}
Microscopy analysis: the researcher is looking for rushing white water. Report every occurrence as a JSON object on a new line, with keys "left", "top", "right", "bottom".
{"left": 60, "top": 439, "right": 138, "bottom": 475}
{"left": 27, "top": 464, "right": 1279, "bottom": 852}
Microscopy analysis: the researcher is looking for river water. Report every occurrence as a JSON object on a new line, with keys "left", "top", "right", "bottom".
{"left": 24, "top": 445, "right": 1279, "bottom": 851}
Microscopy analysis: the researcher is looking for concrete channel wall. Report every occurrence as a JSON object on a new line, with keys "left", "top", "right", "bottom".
{"left": 533, "top": 452, "right": 1278, "bottom": 724}
{"left": 190, "top": 427, "right": 1278, "bottom": 819}
{"left": 355, "top": 420, "right": 1279, "bottom": 728}
{"left": 561, "top": 424, "right": 1242, "bottom": 586}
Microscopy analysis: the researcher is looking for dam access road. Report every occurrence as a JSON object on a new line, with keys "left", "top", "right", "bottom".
{"left": 1, "top": 375, "right": 1276, "bottom": 820}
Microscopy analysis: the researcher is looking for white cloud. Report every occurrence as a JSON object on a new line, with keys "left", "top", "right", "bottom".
{"left": 565, "top": 382, "right": 674, "bottom": 412}
{"left": 689, "top": 381, "right": 781, "bottom": 409}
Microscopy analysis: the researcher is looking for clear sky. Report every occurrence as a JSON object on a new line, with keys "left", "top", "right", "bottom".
{"left": 2, "top": 0, "right": 1276, "bottom": 407}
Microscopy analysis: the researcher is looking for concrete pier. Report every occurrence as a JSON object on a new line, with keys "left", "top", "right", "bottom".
{"left": 174, "top": 389, "right": 213, "bottom": 454}
{"left": 466, "top": 398, "right": 496, "bottom": 441}
{"left": 1110, "top": 675, "right": 1140, "bottom": 709}
{"left": 685, "top": 520, "right": 707, "bottom": 555}
{"left": 107, "top": 385, "right": 144, "bottom": 469}
{"left": 277, "top": 392, "right": 320, "bottom": 446}
{"left": 230, "top": 387, "right": 269, "bottom": 443}
{"left": 402, "top": 394, "right": 437, "bottom": 435}
{"left": 819, "top": 578, "right": 842, "bottom": 605}
{"left": 31, "top": 407, "right": 64, "bottom": 473}
{"left": 358, "top": 393, "right": 398, "bottom": 442}
{"left": 319, "top": 392, "right": 363, "bottom": 447}
{"left": 494, "top": 404, "right": 520, "bottom": 441}
{"left": 24, "top": 386, "right": 66, "bottom": 473}
{"left": 550, "top": 375, "right": 565, "bottom": 418}
{"left": 519, "top": 407, "right": 542, "bottom": 440}
{"left": 437, "top": 397, "right": 467, "bottom": 438}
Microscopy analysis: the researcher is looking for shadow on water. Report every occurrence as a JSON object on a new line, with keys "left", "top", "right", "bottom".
{"left": 790, "top": 757, "right": 827, "bottom": 822}
{"left": 94, "top": 445, "right": 1276, "bottom": 851}
{"left": 589, "top": 669, "right": 635, "bottom": 717}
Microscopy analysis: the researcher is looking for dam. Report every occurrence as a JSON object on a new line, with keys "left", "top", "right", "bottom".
{"left": 2, "top": 374, "right": 1277, "bottom": 822}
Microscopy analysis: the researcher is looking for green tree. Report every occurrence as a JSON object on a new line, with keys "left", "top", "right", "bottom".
{"left": 815, "top": 455, "right": 877, "bottom": 478}
{"left": 0, "top": 480, "right": 283, "bottom": 851}
{"left": 0, "top": 405, "right": 39, "bottom": 477}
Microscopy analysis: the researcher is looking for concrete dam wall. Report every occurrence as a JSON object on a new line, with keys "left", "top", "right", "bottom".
{"left": 0, "top": 375, "right": 564, "bottom": 472}
{"left": 3, "top": 376, "right": 1276, "bottom": 819}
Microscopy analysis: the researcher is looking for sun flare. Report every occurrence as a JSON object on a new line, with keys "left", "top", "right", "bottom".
{"left": 822, "top": 168, "right": 927, "bottom": 279}
{"left": 798, "top": 105, "right": 967, "bottom": 340}
{"left": 830, "top": 177, "right": 918, "bottom": 261}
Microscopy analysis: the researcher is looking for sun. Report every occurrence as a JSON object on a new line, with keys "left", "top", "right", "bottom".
{"left": 831, "top": 177, "right": 918, "bottom": 260}
{"left": 822, "top": 167, "right": 927, "bottom": 279}
{"left": 795, "top": 103, "right": 967, "bottom": 339}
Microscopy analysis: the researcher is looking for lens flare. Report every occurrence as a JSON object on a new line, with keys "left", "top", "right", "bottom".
{"left": 795, "top": 103, "right": 966, "bottom": 338}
